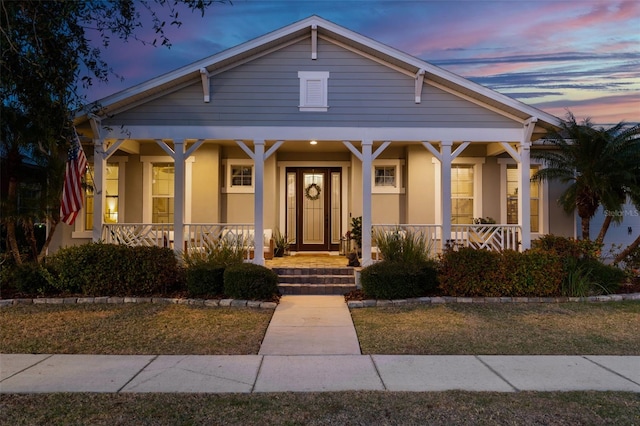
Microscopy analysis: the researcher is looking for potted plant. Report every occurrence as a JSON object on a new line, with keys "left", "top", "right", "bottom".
{"left": 273, "top": 228, "right": 291, "bottom": 257}
{"left": 350, "top": 216, "right": 362, "bottom": 256}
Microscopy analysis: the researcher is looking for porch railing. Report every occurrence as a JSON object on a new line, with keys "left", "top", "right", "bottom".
{"left": 371, "top": 224, "right": 521, "bottom": 259}
{"left": 102, "top": 223, "right": 173, "bottom": 247}
{"left": 102, "top": 223, "right": 258, "bottom": 260}
{"left": 451, "top": 224, "right": 520, "bottom": 251}
{"left": 371, "top": 224, "right": 442, "bottom": 258}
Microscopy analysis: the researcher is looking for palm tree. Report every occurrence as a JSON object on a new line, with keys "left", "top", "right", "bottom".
{"left": 532, "top": 112, "right": 640, "bottom": 242}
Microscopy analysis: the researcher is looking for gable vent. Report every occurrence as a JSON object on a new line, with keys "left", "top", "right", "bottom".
{"left": 298, "top": 71, "right": 329, "bottom": 112}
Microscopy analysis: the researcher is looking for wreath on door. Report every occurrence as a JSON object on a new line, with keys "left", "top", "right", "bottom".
{"left": 304, "top": 183, "right": 321, "bottom": 201}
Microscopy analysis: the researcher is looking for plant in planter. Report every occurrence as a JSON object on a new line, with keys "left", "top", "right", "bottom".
{"left": 350, "top": 216, "right": 362, "bottom": 255}
{"left": 272, "top": 228, "right": 292, "bottom": 257}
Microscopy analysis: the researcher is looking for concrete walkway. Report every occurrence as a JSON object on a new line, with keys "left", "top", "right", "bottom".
{"left": 259, "top": 296, "right": 360, "bottom": 355}
{"left": 1, "top": 295, "right": 639, "bottom": 393}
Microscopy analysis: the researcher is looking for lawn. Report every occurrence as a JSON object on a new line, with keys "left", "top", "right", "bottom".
{"left": 2, "top": 391, "right": 639, "bottom": 425}
{"left": 351, "top": 301, "right": 640, "bottom": 355}
{"left": 2, "top": 301, "right": 640, "bottom": 425}
{"left": 0, "top": 303, "right": 272, "bottom": 355}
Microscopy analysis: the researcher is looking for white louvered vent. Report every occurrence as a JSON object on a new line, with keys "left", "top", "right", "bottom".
{"left": 298, "top": 71, "right": 329, "bottom": 112}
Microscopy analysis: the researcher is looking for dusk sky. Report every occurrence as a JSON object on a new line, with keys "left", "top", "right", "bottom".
{"left": 86, "top": 0, "right": 640, "bottom": 125}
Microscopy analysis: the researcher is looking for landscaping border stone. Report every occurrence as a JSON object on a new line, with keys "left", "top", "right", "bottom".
{"left": 346, "top": 292, "right": 640, "bottom": 308}
{"left": 0, "top": 296, "right": 279, "bottom": 309}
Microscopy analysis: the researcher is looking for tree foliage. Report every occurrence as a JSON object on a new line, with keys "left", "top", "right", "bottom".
{"left": 532, "top": 112, "right": 640, "bottom": 244}
{"left": 1, "top": 0, "right": 224, "bottom": 264}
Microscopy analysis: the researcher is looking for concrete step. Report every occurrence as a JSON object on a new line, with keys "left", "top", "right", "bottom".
{"left": 272, "top": 267, "right": 356, "bottom": 295}
{"left": 278, "top": 283, "right": 357, "bottom": 295}
{"left": 277, "top": 275, "right": 355, "bottom": 284}
{"left": 271, "top": 267, "right": 354, "bottom": 276}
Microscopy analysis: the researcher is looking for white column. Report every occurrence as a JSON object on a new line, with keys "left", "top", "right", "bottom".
{"left": 253, "top": 140, "right": 265, "bottom": 265}
{"left": 361, "top": 140, "right": 373, "bottom": 266}
{"left": 173, "top": 140, "right": 185, "bottom": 252}
{"left": 441, "top": 141, "right": 453, "bottom": 248}
{"left": 518, "top": 141, "right": 531, "bottom": 250}
{"left": 92, "top": 140, "right": 106, "bottom": 242}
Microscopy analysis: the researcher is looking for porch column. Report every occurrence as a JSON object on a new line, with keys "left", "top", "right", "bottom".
{"left": 253, "top": 140, "right": 265, "bottom": 265}
{"left": 518, "top": 140, "right": 531, "bottom": 250}
{"left": 440, "top": 141, "right": 453, "bottom": 248}
{"left": 173, "top": 139, "right": 186, "bottom": 252}
{"left": 92, "top": 139, "right": 106, "bottom": 242}
{"left": 361, "top": 139, "right": 373, "bottom": 266}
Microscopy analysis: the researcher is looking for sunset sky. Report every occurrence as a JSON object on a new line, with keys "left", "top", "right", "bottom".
{"left": 87, "top": 0, "right": 640, "bottom": 125}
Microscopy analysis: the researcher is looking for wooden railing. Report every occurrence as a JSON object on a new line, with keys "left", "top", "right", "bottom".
{"left": 451, "top": 224, "right": 520, "bottom": 251}
{"left": 371, "top": 224, "right": 521, "bottom": 259}
{"left": 103, "top": 223, "right": 261, "bottom": 260}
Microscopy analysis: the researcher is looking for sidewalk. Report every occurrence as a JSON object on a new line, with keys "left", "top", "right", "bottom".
{"left": 1, "top": 296, "right": 639, "bottom": 393}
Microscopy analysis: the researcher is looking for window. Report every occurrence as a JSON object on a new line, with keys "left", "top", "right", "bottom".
{"left": 231, "top": 165, "right": 252, "bottom": 187}
{"left": 451, "top": 165, "right": 474, "bottom": 224}
{"left": 84, "top": 163, "right": 120, "bottom": 231}
{"left": 223, "top": 159, "right": 254, "bottom": 193}
{"left": 152, "top": 163, "right": 174, "bottom": 224}
{"left": 506, "top": 165, "right": 540, "bottom": 232}
{"left": 372, "top": 159, "right": 405, "bottom": 194}
{"left": 298, "top": 71, "right": 329, "bottom": 111}
{"left": 375, "top": 166, "right": 395, "bottom": 187}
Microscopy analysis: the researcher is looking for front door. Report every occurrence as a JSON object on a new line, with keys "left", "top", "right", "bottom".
{"left": 286, "top": 168, "right": 341, "bottom": 251}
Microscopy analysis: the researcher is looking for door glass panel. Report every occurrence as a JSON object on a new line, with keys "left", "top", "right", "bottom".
{"left": 303, "top": 173, "right": 324, "bottom": 244}
{"left": 287, "top": 172, "right": 296, "bottom": 244}
{"left": 331, "top": 172, "right": 341, "bottom": 244}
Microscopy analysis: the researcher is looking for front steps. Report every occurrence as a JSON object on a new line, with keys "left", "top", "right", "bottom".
{"left": 273, "top": 267, "right": 356, "bottom": 295}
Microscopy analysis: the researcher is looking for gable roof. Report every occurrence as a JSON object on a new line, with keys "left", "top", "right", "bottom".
{"left": 79, "top": 15, "right": 561, "bottom": 131}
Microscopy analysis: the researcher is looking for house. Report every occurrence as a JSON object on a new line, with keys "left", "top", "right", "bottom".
{"left": 60, "top": 15, "right": 582, "bottom": 266}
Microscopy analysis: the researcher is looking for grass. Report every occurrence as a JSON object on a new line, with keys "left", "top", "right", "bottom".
{"left": 351, "top": 301, "right": 640, "bottom": 355}
{"left": 0, "top": 303, "right": 272, "bottom": 355}
{"left": 1, "top": 391, "right": 639, "bottom": 425}
{"left": 2, "top": 301, "right": 639, "bottom": 425}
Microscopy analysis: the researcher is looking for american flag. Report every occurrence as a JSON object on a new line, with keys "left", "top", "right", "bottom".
{"left": 60, "top": 132, "right": 88, "bottom": 225}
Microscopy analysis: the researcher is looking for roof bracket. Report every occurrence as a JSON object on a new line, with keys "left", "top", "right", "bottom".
{"left": 311, "top": 24, "right": 318, "bottom": 59}
{"left": 415, "top": 69, "right": 426, "bottom": 103}
{"left": 200, "top": 68, "right": 212, "bottom": 102}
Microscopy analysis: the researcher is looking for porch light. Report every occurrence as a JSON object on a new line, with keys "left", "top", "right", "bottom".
{"left": 310, "top": 140, "right": 318, "bottom": 145}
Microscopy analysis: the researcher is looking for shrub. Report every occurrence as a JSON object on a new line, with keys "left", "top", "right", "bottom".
{"left": 438, "top": 247, "right": 563, "bottom": 297}
{"left": 361, "top": 260, "right": 438, "bottom": 299}
{"left": 438, "top": 247, "right": 502, "bottom": 297}
{"left": 501, "top": 249, "right": 563, "bottom": 297}
{"left": 223, "top": 263, "right": 279, "bottom": 300}
{"left": 579, "top": 257, "right": 625, "bottom": 294}
{"left": 532, "top": 234, "right": 601, "bottom": 259}
{"left": 48, "top": 243, "right": 183, "bottom": 296}
{"left": 4, "top": 262, "right": 55, "bottom": 295}
{"left": 186, "top": 264, "right": 225, "bottom": 297}
{"left": 373, "top": 227, "right": 433, "bottom": 263}
{"left": 182, "top": 239, "right": 246, "bottom": 297}
{"left": 183, "top": 238, "right": 246, "bottom": 268}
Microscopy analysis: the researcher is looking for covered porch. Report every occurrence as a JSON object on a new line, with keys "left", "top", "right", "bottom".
{"left": 90, "top": 124, "right": 538, "bottom": 266}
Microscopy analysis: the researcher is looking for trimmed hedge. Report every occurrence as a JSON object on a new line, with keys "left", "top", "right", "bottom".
{"left": 3, "top": 262, "right": 55, "bottom": 295}
{"left": 438, "top": 248, "right": 503, "bottom": 297}
{"left": 223, "top": 263, "right": 279, "bottom": 300}
{"left": 48, "top": 243, "right": 183, "bottom": 296}
{"left": 186, "top": 264, "right": 225, "bottom": 297}
{"left": 361, "top": 260, "right": 439, "bottom": 299}
{"left": 439, "top": 248, "right": 564, "bottom": 297}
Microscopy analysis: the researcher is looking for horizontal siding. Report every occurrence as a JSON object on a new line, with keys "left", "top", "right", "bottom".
{"left": 112, "top": 38, "right": 519, "bottom": 129}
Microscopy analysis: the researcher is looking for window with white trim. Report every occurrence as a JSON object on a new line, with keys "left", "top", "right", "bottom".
{"left": 152, "top": 163, "right": 174, "bottom": 224}
{"left": 375, "top": 166, "right": 395, "bottom": 187}
{"left": 506, "top": 165, "right": 540, "bottom": 233}
{"left": 372, "top": 159, "right": 405, "bottom": 194}
{"left": 451, "top": 164, "right": 474, "bottom": 224}
{"left": 298, "top": 71, "right": 329, "bottom": 111}
{"left": 223, "top": 159, "right": 254, "bottom": 193}
{"left": 84, "top": 163, "right": 120, "bottom": 230}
